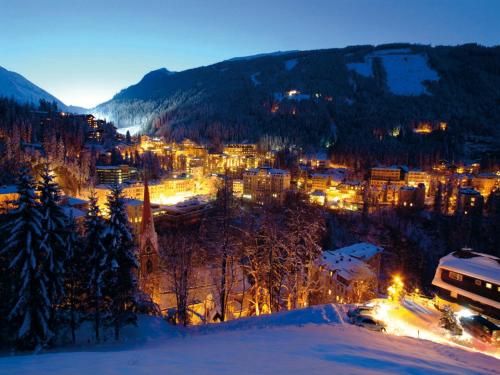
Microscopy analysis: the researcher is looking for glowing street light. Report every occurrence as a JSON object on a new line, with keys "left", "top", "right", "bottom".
{"left": 388, "top": 274, "right": 405, "bottom": 302}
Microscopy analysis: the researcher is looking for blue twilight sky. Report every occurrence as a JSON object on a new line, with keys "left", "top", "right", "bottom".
{"left": 1, "top": 0, "right": 499, "bottom": 108}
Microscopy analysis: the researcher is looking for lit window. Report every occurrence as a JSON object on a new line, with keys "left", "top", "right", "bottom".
{"left": 485, "top": 283, "right": 492, "bottom": 289}
{"left": 474, "top": 279, "right": 482, "bottom": 286}
{"left": 448, "top": 271, "right": 463, "bottom": 281}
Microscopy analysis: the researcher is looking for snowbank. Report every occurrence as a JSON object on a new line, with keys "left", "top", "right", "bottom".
{"left": 1, "top": 306, "right": 498, "bottom": 375}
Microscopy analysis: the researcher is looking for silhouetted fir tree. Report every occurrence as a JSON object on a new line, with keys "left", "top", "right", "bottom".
{"left": 0, "top": 213, "right": 14, "bottom": 347}
{"left": 103, "top": 184, "right": 138, "bottom": 340}
{"left": 84, "top": 192, "right": 108, "bottom": 343}
{"left": 38, "top": 164, "right": 68, "bottom": 314}
{"left": 61, "top": 213, "right": 84, "bottom": 344}
{"left": 1, "top": 168, "right": 50, "bottom": 350}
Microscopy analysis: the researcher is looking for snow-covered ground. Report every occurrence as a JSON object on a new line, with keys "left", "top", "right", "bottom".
{"left": 346, "top": 48, "right": 439, "bottom": 95}
{"left": 250, "top": 72, "right": 261, "bottom": 86}
{"left": 284, "top": 58, "right": 298, "bottom": 71}
{"left": 1, "top": 304, "right": 498, "bottom": 375}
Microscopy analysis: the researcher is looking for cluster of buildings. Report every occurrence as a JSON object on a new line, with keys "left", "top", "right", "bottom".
{"left": 300, "top": 159, "right": 499, "bottom": 215}
{"left": 366, "top": 164, "right": 498, "bottom": 214}
{"left": 115, "top": 137, "right": 276, "bottom": 177}
{"left": 84, "top": 114, "right": 109, "bottom": 143}
{"left": 102, "top": 136, "right": 296, "bottom": 207}
{"left": 1, "top": 118, "right": 499, "bottom": 324}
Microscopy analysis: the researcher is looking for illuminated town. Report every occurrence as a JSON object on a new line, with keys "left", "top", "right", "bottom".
{"left": 0, "top": 2, "right": 499, "bottom": 374}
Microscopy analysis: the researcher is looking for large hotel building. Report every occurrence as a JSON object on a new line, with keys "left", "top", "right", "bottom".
{"left": 243, "top": 167, "right": 291, "bottom": 204}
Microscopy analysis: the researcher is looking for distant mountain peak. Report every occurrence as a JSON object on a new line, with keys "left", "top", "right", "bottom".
{"left": 0, "top": 65, "right": 67, "bottom": 110}
{"left": 145, "top": 67, "right": 175, "bottom": 77}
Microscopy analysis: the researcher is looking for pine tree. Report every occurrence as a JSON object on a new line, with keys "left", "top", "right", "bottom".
{"left": 0, "top": 212, "right": 14, "bottom": 346}
{"left": 1, "top": 168, "right": 50, "bottom": 350}
{"left": 84, "top": 192, "right": 108, "bottom": 343}
{"left": 104, "top": 184, "right": 138, "bottom": 340}
{"left": 38, "top": 164, "right": 68, "bottom": 312}
{"left": 439, "top": 306, "right": 462, "bottom": 336}
{"left": 61, "top": 213, "right": 84, "bottom": 344}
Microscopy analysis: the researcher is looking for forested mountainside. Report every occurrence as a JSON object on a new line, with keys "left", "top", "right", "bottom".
{"left": 96, "top": 43, "right": 500, "bottom": 166}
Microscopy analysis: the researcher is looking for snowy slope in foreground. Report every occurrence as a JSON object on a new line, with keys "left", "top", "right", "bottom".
{"left": 1, "top": 305, "right": 498, "bottom": 375}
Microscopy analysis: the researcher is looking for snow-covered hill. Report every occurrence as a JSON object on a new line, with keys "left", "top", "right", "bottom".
{"left": 91, "top": 44, "right": 500, "bottom": 159}
{"left": 1, "top": 304, "right": 498, "bottom": 375}
{"left": 0, "top": 66, "right": 67, "bottom": 109}
{"left": 347, "top": 48, "right": 439, "bottom": 95}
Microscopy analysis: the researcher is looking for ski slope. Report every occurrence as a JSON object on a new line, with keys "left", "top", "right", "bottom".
{"left": 0, "top": 305, "right": 498, "bottom": 375}
{"left": 346, "top": 48, "right": 439, "bottom": 95}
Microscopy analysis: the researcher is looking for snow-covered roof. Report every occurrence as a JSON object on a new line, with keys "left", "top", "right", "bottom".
{"left": 312, "top": 169, "right": 346, "bottom": 181}
{"left": 321, "top": 243, "right": 382, "bottom": 282}
{"left": 436, "top": 251, "right": 500, "bottom": 285}
{"left": 322, "top": 251, "right": 374, "bottom": 282}
{"left": 63, "top": 196, "right": 88, "bottom": 206}
{"left": 61, "top": 206, "right": 86, "bottom": 219}
{"left": 124, "top": 198, "right": 143, "bottom": 207}
{"left": 328, "top": 242, "right": 383, "bottom": 261}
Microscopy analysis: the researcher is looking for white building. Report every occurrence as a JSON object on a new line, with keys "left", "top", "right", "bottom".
{"left": 432, "top": 250, "right": 500, "bottom": 320}
{"left": 319, "top": 243, "right": 383, "bottom": 304}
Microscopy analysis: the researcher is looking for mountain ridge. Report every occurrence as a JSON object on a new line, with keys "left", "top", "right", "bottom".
{"left": 92, "top": 43, "right": 500, "bottom": 164}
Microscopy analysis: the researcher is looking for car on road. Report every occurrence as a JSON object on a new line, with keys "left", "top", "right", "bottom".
{"left": 351, "top": 315, "right": 386, "bottom": 332}
{"left": 459, "top": 315, "right": 500, "bottom": 344}
{"left": 347, "top": 306, "right": 375, "bottom": 319}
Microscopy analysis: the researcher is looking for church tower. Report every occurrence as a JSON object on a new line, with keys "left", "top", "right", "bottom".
{"left": 139, "top": 177, "right": 160, "bottom": 300}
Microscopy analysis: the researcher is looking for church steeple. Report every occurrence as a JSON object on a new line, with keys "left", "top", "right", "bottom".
{"left": 141, "top": 177, "right": 154, "bottom": 235}
{"left": 139, "top": 176, "right": 159, "bottom": 300}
